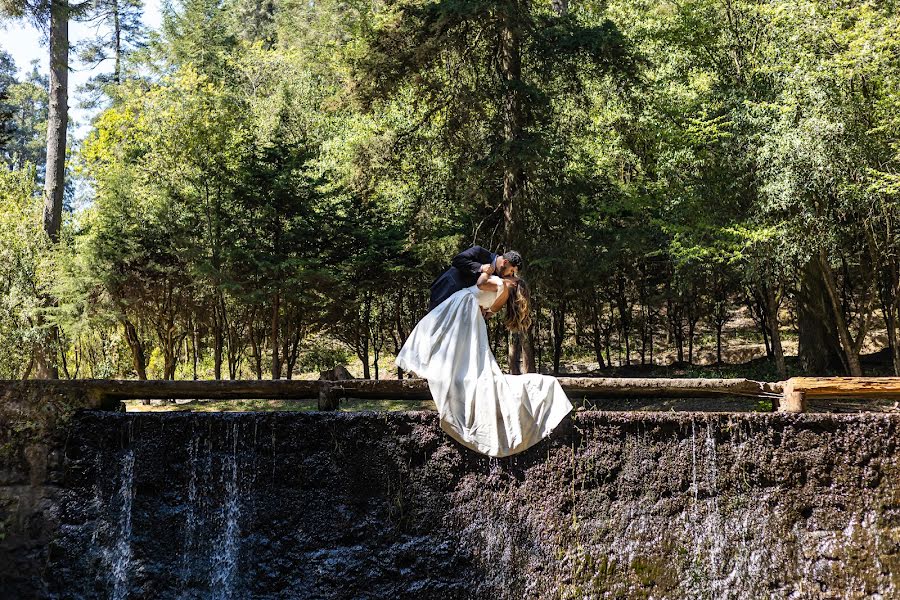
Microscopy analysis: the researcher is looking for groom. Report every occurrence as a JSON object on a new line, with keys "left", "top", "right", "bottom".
{"left": 428, "top": 245, "right": 522, "bottom": 312}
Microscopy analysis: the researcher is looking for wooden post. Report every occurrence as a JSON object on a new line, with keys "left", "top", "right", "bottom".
{"left": 778, "top": 379, "right": 806, "bottom": 413}
{"left": 318, "top": 383, "right": 340, "bottom": 411}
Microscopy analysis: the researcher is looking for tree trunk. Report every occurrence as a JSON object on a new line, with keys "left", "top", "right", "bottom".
{"left": 112, "top": 0, "right": 122, "bottom": 84}
{"left": 43, "top": 0, "right": 67, "bottom": 243}
{"left": 817, "top": 251, "right": 863, "bottom": 376}
{"left": 765, "top": 284, "right": 786, "bottom": 379}
{"left": 666, "top": 292, "right": 685, "bottom": 364}
{"left": 395, "top": 288, "right": 406, "bottom": 379}
{"left": 878, "top": 261, "right": 900, "bottom": 376}
{"left": 522, "top": 328, "right": 536, "bottom": 372}
{"left": 687, "top": 319, "right": 696, "bottom": 365}
{"left": 271, "top": 292, "right": 281, "bottom": 379}
{"left": 715, "top": 321, "right": 724, "bottom": 365}
{"left": 592, "top": 305, "right": 606, "bottom": 369}
{"left": 33, "top": 0, "right": 69, "bottom": 379}
{"left": 616, "top": 275, "right": 631, "bottom": 366}
{"left": 249, "top": 328, "right": 263, "bottom": 380}
{"left": 890, "top": 300, "right": 900, "bottom": 377}
{"left": 213, "top": 299, "right": 224, "bottom": 380}
{"left": 508, "top": 334, "right": 522, "bottom": 375}
{"left": 551, "top": 303, "right": 565, "bottom": 375}
{"left": 797, "top": 258, "right": 844, "bottom": 374}
{"left": 499, "top": 2, "right": 529, "bottom": 369}
{"left": 121, "top": 317, "right": 147, "bottom": 380}
{"left": 361, "top": 296, "right": 371, "bottom": 379}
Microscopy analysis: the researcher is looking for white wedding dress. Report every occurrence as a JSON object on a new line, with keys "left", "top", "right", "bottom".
{"left": 396, "top": 275, "right": 573, "bottom": 457}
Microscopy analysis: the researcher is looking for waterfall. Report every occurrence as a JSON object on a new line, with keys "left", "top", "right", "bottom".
{"left": 110, "top": 448, "right": 135, "bottom": 600}
{"left": 180, "top": 435, "right": 200, "bottom": 591}
{"left": 39, "top": 410, "right": 900, "bottom": 599}
{"left": 691, "top": 419, "right": 698, "bottom": 508}
{"left": 703, "top": 421, "right": 724, "bottom": 597}
{"left": 686, "top": 418, "right": 727, "bottom": 597}
{"left": 210, "top": 421, "right": 242, "bottom": 598}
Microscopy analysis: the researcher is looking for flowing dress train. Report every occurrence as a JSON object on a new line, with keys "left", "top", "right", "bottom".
{"left": 396, "top": 276, "right": 573, "bottom": 457}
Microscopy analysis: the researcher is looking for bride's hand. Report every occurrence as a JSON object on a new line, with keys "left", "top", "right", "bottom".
{"left": 503, "top": 277, "right": 518, "bottom": 288}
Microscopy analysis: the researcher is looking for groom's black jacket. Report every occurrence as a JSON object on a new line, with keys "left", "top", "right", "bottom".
{"left": 428, "top": 245, "right": 498, "bottom": 312}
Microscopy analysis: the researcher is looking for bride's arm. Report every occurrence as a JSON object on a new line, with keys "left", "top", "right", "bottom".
{"left": 476, "top": 273, "right": 503, "bottom": 291}
{"left": 488, "top": 283, "right": 510, "bottom": 313}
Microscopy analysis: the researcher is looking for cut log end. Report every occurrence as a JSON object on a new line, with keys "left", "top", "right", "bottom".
{"left": 778, "top": 384, "right": 807, "bottom": 413}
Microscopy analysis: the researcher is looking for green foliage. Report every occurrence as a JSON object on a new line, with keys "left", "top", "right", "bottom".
{"left": 0, "top": 59, "right": 48, "bottom": 171}
{"left": 0, "top": 165, "right": 48, "bottom": 378}
{"left": 297, "top": 337, "right": 352, "bottom": 373}
{"left": 3, "top": 0, "right": 900, "bottom": 380}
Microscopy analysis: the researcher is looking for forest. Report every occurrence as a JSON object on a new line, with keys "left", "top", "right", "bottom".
{"left": 0, "top": 0, "right": 898, "bottom": 382}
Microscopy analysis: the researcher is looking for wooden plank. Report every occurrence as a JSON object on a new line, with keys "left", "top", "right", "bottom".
{"left": 301, "top": 377, "right": 780, "bottom": 400}
{"left": 0, "top": 377, "right": 780, "bottom": 403}
{"left": 7, "top": 376, "right": 900, "bottom": 414}
{"left": 782, "top": 377, "right": 900, "bottom": 400}
{"left": 555, "top": 377, "right": 780, "bottom": 398}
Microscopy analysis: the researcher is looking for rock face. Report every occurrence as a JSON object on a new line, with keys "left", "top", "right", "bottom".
{"left": 3, "top": 409, "right": 900, "bottom": 599}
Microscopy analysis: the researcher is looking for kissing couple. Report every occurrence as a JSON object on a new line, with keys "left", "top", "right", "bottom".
{"left": 397, "top": 245, "right": 573, "bottom": 458}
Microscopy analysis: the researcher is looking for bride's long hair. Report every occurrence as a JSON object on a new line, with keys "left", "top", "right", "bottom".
{"left": 504, "top": 278, "right": 532, "bottom": 333}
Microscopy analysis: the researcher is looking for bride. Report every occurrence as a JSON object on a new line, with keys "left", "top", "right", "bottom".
{"left": 396, "top": 271, "right": 573, "bottom": 457}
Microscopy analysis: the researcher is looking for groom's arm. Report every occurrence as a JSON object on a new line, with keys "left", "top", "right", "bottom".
{"left": 451, "top": 246, "right": 493, "bottom": 275}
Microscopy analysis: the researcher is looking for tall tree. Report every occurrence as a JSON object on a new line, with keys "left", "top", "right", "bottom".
{"left": 353, "top": 0, "right": 636, "bottom": 372}
{"left": 1, "top": 0, "right": 73, "bottom": 378}
{"left": 76, "top": 0, "right": 145, "bottom": 103}
{"left": 0, "top": 50, "right": 16, "bottom": 152}
{"left": 161, "top": 0, "right": 236, "bottom": 76}
{"left": 1, "top": 61, "right": 49, "bottom": 171}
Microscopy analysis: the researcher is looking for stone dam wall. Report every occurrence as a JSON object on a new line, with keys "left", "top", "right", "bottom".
{"left": 2, "top": 407, "right": 900, "bottom": 599}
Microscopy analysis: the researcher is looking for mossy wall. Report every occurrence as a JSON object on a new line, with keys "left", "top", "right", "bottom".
{"left": 2, "top": 401, "right": 900, "bottom": 598}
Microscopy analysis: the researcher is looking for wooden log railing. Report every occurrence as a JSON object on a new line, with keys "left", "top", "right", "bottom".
{"left": 777, "top": 377, "right": 900, "bottom": 412}
{"left": 2, "top": 377, "right": 900, "bottom": 413}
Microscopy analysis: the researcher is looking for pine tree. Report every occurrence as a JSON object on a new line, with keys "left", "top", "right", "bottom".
{"left": 1, "top": 0, "right": 74, "bottom": 378}
{"left": 76, "top": 0, "right": 145, "bottom": 104}
{"left": 353, "top": 0, "right": 637, "bottom": 372}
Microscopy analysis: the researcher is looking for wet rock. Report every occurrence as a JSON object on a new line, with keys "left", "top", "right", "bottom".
{"left": 3, "top": 410, "right": 900, "bottom": 598}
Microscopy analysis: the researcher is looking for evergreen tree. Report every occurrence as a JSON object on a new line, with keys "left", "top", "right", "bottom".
{"left": 76, "top": 0, "right": 145, "bottom": 105}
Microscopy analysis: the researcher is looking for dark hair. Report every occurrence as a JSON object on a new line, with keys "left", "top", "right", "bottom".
{"left": 502, "top": 250, "right": 523, "bottom": 268}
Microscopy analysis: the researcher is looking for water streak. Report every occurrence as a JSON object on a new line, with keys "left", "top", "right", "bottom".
{"left": 211, "top": 421, "right": 241, "bottom": 598}
{"left": 110, "top": 448, "right": 135, "bottom": 600}
{"left": 180, "top": 435, "right": 200, "bottom": 592}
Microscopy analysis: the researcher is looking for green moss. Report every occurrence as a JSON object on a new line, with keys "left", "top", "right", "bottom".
{"left": 0, "top": 383, "right": 89, "bottom": 463}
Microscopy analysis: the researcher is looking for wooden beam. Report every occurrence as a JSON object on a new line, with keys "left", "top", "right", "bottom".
{"left": 0, "top": 377, "right": 780, "bottom": 404}
{"left": 556, "top": 377, "right": 780, "bottom": 398}
{"left": 780, "top": 377, "right": 900, "bottom": 400}
{"left": 6, "top": 377, "right": 900, "bottom": 414}
{"left": 238, "top": 377, "right": 779, "bottom": 400}
{"left": 777, "top": 378, "right": 806, "bottom": 413}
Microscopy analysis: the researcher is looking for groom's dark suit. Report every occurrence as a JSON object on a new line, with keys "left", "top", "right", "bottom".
{"left": 428, "top": 245, "right": 498, "bottom": 312}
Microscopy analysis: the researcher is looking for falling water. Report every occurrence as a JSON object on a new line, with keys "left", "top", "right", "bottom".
{"left": 110, "top": 448, "right": 135, "bottom": 600}
{"left": 691, "top": 419, "right": 698, "bottom": 507}
{"left": 180, "top": 435, "right": 200, "bottom": 591}
{"left": 703, "top": 422, "right": 724, "bottom": 597}
{"left": 210, "top": 421, "right": 241, "bottom": 598}
{"left": 37, "top": 410, "right": 900, "bottom": 599}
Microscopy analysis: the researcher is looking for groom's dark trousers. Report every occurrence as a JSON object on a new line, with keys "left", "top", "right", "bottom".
{"left": 428, "top": 245, "right": 498, "bottom": 312}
